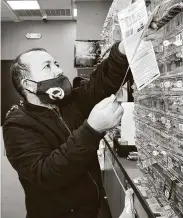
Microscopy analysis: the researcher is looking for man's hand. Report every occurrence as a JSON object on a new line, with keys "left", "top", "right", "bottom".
{"left": 118, "top": 15, "right": 159, "bottom": 54}
{"left": 118, "top": 41, "right": 126, "bottom": 55}
{"left": 87, "top": 95, "right": 124, "bottom": 133}
{"left": 143, "top": 15, "right": 159, "bottom": 41}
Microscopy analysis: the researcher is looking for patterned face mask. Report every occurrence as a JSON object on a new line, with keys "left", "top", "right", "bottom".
{"left": 24, "top": 75, "right": 72, "bottom": 104}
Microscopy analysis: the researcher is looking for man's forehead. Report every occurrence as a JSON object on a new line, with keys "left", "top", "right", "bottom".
{"left": 21, "top": 50, "right": 54, "bottom": 65}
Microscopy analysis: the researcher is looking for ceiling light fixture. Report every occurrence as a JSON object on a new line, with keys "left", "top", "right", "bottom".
{"left": 73, "top": 8, "right": 77, "bottom": 17}
{"left": 7, "top": 1, "right": 40, "bottom": 10}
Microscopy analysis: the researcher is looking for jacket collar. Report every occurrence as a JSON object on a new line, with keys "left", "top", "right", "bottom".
{"left": 21, "top": 92, "right": 74, "bottom": 116}
{"left": 21, "top": 100, "right": 70, "bottom": 139}
{"left": 22, "top": 100, "right": 57, "bottom": 117}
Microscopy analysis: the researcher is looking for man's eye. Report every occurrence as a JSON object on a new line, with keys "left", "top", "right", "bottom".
{"left": 45, "top": 64, "right": 51, "bottom": 69}
{"left": 55, "top": 63, "right": 60, "bottom": 67}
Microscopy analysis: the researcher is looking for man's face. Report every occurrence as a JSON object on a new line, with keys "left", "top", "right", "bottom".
{"left": 21, "top": 50, "right": 63, "bottom": 82}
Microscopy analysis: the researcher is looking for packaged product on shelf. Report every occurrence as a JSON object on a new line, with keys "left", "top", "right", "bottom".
{"left": 146, "top": 197, "right": 159, "bottom": 206}
{"left": 149, "top": 203, "right": 164, "bottom": 216}
{"left": 102, "top": 0, "right": 183, "bottom": 216}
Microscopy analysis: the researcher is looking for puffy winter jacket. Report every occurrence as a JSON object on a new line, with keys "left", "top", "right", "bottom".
{"left": 3, "top": 42, "right": 131, "bottom": 218}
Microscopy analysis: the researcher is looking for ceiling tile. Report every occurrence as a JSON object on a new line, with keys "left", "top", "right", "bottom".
{"left": 45, "top": 9, "right": 71, "bottom": 16}
{"left": 38, "top": 0, "right": 72, "bottom": 9}
{"left": 15, "top": 9, "right": 42, "bottom": 16}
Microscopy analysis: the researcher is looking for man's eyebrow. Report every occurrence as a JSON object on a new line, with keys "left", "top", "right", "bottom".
{"left": 42, "top": 60, "right": 51, "bottom": 67}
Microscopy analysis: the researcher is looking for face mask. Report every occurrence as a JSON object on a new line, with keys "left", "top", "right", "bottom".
{"left": 24, "top": 75, "right": 72, "bottom": 104}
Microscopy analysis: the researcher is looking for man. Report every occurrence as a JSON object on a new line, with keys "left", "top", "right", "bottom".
{"left": 3, "top": 19, "right": 157, "bottom": 218}
{"left": 3, "top": 40, "right": 127, "bottom": 218}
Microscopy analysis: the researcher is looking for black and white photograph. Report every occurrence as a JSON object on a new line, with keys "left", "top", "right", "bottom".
{"left": 1, "top": 0, "right": 183, "bottom": 218}
{"left": 74, "top": 40, "right": 101, "bottom": 67}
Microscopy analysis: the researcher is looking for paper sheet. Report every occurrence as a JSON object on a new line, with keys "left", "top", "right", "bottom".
{"left": 118, "top": 0, "right": 160, "bottom": 90}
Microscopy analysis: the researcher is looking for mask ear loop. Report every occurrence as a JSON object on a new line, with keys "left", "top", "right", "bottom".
{"left": 21, "top": 78, "right": 38, "bottom": 93}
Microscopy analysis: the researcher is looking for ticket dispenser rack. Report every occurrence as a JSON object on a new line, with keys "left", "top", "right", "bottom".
{"left": 102, "top": 0, "right": 183, "bottom": 217}
{"left": 103, "top": 136, "right": 155, "bottom": 218}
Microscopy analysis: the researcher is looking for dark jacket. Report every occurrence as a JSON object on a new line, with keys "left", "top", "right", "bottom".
{"left": 3, "top": 42, "right": 131, "bottom": 218}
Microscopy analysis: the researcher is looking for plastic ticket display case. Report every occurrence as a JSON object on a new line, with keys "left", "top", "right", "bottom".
{"left": 101, "top": 0, "right": 183, "bottom": 217}
{"left": 103, "top": 136, "right": 156, "bottom": 218}
{"left": 113, "top": 137, "right": 137, "bottom": 158}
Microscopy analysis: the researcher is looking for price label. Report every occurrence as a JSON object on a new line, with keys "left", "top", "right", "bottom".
{"left": 176, "top": 80, "right": 183, "bottom": 88}
{"left": 168, "top": 157, "right": 173, "bottom": 169}
{"left": 165, "top": 120, "right": 171, "bottom": 129}
{"left": 181, "top": 166, "right": 183, "bottom": 173}
{"left": 179, "top": 123, "right": 183, "bottom": 131}
{"left": 164, "top": 189, "right": 170, "bottom": 199}
{"left": 176, "top": 34, "right": 181, "bottom": 41}
{"left": 161, "top": 117, "right": 166, "bottom": 124}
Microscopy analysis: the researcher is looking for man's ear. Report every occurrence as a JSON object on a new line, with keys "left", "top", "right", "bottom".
{"left": 21, "top": 79, "right": 37, "bottom": 93}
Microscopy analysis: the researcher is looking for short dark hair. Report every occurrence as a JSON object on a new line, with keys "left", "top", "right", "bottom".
{"left": 10, "top": 48, "right": 47, "bottom": 98}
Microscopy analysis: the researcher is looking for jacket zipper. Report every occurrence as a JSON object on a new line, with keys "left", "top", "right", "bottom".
{"left": 52, "top": 109, "right": 72, "bottom": 135}
{"left": 87, "top": 171, "right": 100, "bottom": 203}
{"left": 52, "top": 109, "right": 100, "bottom": 205}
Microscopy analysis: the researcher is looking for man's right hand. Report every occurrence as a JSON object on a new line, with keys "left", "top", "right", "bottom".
{"left": 87, "top": 95, "right": 124, "bottom": 133}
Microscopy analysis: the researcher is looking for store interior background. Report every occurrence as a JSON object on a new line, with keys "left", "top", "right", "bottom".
{"left": 1, "top": 0, "right": 130, "bottom": 217}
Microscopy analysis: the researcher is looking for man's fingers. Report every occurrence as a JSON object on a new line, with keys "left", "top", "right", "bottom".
{"left": 147, "top": 11, "right": 151, "bottom": 17}
{"left": 152, "top": 16, "right": 158, "bottom": 22}
{"left": 150, "top": 21, "right": 158, "bottom": 29}
{"left": 113, "top": 117, "right": 122, "bottom": 128}
{"left": 143, "top": 33, "right": 157, "bottom": 41}
{"left": 110, "top": 100, "right": 120, "bottom": 112}
{"left": 117, "top": 117, "right": 122, "bottom": 126}
{"left": 114, "top": 104, "right": 124, "bottom": 117}
{"left": 143, "top": 25, "right": 159, "bottom": 41}
{"left": 143, "top": 28, "right": 156, "bottom": 37}
{"left": 97, "top": 94, "right": 115, "bottom": 109}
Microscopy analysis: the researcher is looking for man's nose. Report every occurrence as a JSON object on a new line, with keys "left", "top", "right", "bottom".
{"left": 54, "top": 67, "right": 63, "bottom": 77}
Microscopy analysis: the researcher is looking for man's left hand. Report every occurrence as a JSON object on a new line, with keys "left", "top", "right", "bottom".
{"left": 118, "top": 15, "right": 159, "bottom": 54}
{"left": 143, "top": 15, "right": 159, "bottom": 41}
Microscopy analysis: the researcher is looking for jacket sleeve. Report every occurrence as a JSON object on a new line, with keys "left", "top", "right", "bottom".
{"left": 75, "top": 41, "right": 132, "bottom": 117}
{"left": 3, "top": 120, "right": 103, "bottom": 190}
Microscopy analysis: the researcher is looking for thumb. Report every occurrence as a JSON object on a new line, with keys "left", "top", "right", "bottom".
{"left": 97, "top": 94, "right": 115, "bottom": 109}
{"left": 143, "top": 33, "right": 157, "bottom": 41}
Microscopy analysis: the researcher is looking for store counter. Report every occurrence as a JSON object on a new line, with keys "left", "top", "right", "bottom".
{"left": 103, "top": 136, "right": 155, "bottom": 218}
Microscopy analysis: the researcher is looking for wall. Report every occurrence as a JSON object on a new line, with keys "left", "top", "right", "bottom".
{"left": 76, "top": 1, "right": 112, "bottom": 40}
{"left": 1, "top": 128, "right": 26, "bottom": 218}
{"left": 1, "top": 21, "right": 77, "bottom": 83}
